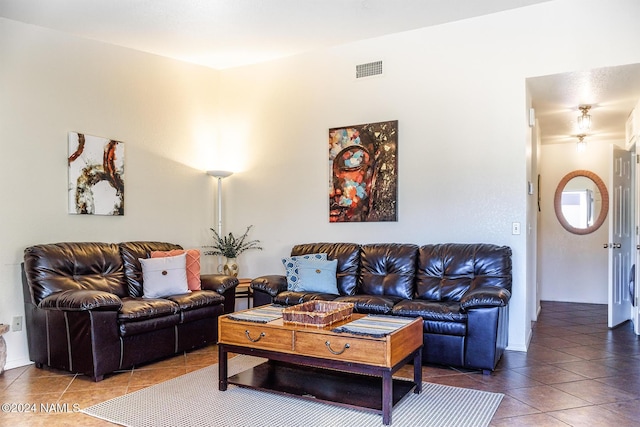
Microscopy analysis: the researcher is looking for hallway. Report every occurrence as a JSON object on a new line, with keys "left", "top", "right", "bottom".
{"left": 488, "top": 301, "right": 640, "bottom": 425}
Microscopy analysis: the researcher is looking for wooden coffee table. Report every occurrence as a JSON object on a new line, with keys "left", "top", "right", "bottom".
{"left": 217, "top": 309, "right": 423, "bottom": 425}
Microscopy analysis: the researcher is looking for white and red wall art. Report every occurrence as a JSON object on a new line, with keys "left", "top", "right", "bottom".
{"left": 68, "top": 132, "right": 124, "bottom": 215}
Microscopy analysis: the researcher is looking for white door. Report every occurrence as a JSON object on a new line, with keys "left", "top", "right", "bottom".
{"left": 609, "top": 145, "right": 633, "bottom": 328}
{"left": 635, "top": 149, "right": 640, "bottom": 334}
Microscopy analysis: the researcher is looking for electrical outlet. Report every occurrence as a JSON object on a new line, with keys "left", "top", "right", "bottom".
{"left": 12, "top": 315, "right": 23, "bottom": 332}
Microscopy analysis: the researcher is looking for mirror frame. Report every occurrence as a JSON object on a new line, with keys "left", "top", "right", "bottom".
{"left": 553, "top": 170, "right": 609, "bottom": 235}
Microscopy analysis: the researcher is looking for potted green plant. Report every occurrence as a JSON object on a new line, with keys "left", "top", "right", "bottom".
{"left": 204, "top": 225, "right": 262, "bottom": 276}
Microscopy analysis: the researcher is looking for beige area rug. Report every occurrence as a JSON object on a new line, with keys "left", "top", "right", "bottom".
{"left": 83, "top": 356, "right": 503, "bottom": 427}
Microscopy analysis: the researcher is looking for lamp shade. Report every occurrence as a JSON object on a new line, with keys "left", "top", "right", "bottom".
{"left": 207, "top": 170, "right": 233, "bottom": 178}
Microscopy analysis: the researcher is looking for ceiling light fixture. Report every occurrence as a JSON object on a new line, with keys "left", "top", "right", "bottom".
{"left": 576, "top": 134, "right": 587, "bottom": 152}
{"left": 578, "top": 105, "right": 592, "bottom": 131}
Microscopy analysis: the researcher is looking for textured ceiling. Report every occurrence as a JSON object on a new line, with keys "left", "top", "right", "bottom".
{"left": 1, "top": 0, "right": 637, "bottom": 146}
{"left": 528, "top": 64, "right": 640, "bottom": 147}
{"left": 0, "top": 0, "right": 551, "bottom": 70}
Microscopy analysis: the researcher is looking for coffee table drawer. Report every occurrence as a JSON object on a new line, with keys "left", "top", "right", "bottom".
{"left": 219, "top": 322, "right": 293, "bottom": 351}
{"left": 295, "top": 331, "right": 387, "bottom": 365}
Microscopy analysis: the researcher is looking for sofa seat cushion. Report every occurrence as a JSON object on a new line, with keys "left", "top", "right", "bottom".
{"left": 392, "top": 299, "right": 468, "bottom": 336}
{"left": 180, "top": 304, "right": 225, "bottom": 324}
{"left": 118, "top": 297, "right": 181, "bottom": 336}
{"left": 118, "top": 313, "right": 181, "bottom": 336}
{"left": 118, "top": 297, "right": 179, "bottom": 321}
{"left": 165, "top": 290, "right": 224, "bottom": 311}
{"left": 334, "top": 295, "right": 403, "bottom": 315}
{"left": 273, "top": 291, "right": 338, "bottom": 306}
{"left": 165, "top": 290, "right": 224, "bottom": 323}
{"left": 392, "top": 299, "right": 467, "bottom": 323}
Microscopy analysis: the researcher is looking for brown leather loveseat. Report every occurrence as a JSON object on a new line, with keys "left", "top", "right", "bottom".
{"left": 21, "top": 241, "right": 238, "bottom": 381}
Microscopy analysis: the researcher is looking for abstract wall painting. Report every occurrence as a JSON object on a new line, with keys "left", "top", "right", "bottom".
{"left": 328, "top": 120, "right": 398, "bottom": 222}
{"left": 68, "top": 132, "right": 125, "bottom": 215}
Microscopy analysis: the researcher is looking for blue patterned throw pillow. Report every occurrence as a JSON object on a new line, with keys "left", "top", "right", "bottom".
{"left": 281, "top": 253, "right": 328, "bottom": 291}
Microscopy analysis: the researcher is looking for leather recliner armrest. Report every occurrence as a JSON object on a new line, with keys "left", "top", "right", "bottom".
{"left": 460, "top": 287, "right": 511, "bottom": 311}
{"left": 251, "top": 275, "right": 287, "bottom": 297}
{"left": 200, "top": 274, "right": 239, "bottom": 294}
{"left": 38, "top": 290, "right": 123, "bottom": 311}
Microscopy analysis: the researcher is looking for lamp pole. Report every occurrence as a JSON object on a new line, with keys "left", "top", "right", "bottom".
{"left": 207, "top": 170, "right": 233, "bottom": 273}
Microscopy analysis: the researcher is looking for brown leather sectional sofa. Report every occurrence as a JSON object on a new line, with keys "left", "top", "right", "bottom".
{"left": 21, "top": 241, "right": 238, "bottom": 381}
{"left": 252, "top": 242, "right": 512, "bottom": 373}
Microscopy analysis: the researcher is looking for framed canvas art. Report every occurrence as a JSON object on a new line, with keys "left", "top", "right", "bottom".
{"left": 68, "top": 132, "right": 125, "bottom": 215}
{"left": 328, "top": 120, "right": 398, "bottom": 222}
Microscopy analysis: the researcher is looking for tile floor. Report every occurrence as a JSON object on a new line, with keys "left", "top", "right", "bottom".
{"left": 0, "top": 301, "right": 639, "bottom": 426}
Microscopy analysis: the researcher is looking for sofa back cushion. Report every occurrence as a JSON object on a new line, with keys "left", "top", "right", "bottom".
{"left": 291, "top": 243, "right": 360, "bottom": 296}
{"left": 24, "top": 242, "right": 127, "bottom": 305}
{"left": 416, "top": 243, "right": 512, "bottom": 301}
{"left": 119, "top": 241, "right": 182, "bottom": 297}
{"left": 360, "top": 244, "right": 418, "bottom": 299}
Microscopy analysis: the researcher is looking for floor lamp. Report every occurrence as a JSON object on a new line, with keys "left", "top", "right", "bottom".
{"left": 207, "top": 170, "right": 233, "bottom": 273}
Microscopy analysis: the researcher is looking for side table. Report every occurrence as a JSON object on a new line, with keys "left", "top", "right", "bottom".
{"left": 235, "top": 278, "right": 253, "bottom": 309}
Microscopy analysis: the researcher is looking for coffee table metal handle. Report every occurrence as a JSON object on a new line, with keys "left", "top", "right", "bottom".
{"left": 325, "top": 341, "right": 350, "bottom": 355}
{"left": 245, "top": 330, "right": 266, "bottom": 342}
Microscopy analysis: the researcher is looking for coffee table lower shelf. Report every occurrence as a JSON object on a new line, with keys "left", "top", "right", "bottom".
{"left": 228, "top": 360, "right": 417, "bottom": 414}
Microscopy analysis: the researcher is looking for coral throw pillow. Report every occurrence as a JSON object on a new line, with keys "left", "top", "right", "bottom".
{"left": 151, "top": 249, "right": 201, "bottom": 290}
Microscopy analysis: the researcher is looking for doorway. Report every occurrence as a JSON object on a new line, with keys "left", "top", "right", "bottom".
{"left": 528, "top": 63, "right": 640, "bottom": 330}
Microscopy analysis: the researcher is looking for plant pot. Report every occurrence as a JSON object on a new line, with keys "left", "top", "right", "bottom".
{"left": 223, "top": 258, "right": 239, "bottom": 277}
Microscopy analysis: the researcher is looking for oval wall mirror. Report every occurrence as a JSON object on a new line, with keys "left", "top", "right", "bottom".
{"left": 554, "top": 170, "right": 609, "bottom": 235}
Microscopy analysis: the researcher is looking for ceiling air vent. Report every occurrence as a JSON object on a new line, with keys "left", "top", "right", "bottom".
{"left": 356, "top": 60, "right": 383, "bottom": 79}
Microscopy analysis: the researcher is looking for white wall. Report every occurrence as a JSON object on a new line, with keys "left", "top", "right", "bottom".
{"left": 216, "top": 0, "right": 640, "bottom": 353}
{"left": 0, "top": 18, "right": 222, "bottom": 369}
{"left": 539, "top": 141, "right": 619, "bottom": 303}
{"left": 2, "top": 0, "right": 640, "bottom": 369}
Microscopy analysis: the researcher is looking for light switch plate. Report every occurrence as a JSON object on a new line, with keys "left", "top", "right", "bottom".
{"left": 512, "top": 222, "right": 521, "bottom": 235}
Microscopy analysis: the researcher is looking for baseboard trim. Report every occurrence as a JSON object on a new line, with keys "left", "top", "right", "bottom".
{"left": 4, "top": 358, "right": 33, "bottom": 371}
{"left": 505, "top": 343, "right": 528, "bottom": 352}
{"left": 506, "top": 327, "right": 532, "bottom": 352}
